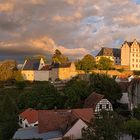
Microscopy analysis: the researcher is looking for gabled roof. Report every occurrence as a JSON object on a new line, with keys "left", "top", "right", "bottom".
{"left": 22, "top": 58, "right": 41, "bottom": 70}
{"left": 19, "top": 108, "right": 38, "bottom": 124}
{"left": 84, "top": 92, "right": 104, "bottom": 108}
{"left": 72, "top": 108, "right": 93, "bottom": 123}
{"left": 96, "top": 47, "right": 120, "bottom": 57}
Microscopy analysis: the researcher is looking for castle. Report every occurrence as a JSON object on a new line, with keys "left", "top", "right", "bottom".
{"left": 96, "top": 39, "right": 140, "bottom": 70}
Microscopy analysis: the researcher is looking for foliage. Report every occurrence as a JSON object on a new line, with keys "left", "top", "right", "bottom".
{"left": 0, "top": 60, "right": 17, "bottom": 81}
{"left": 18, "top": 81, "right": 63, "bottom": 110}
{"left": 124, "top": 119, "right": 140, "bottom": 139}
{"left": 76, "top": 54, "right": 96, "bottom": 72}
{"left": 82, "top": 110, "right": 124, "bottom": 140}
{"left": 63, "top": 78, "right": 90, "bottom": 108}
{"left": 133, "top": 70, "right": 140, "bottom": 75}
{"left": 13, "top": 70, "right": 24, "bottom": 81}
{"left": 97, "top": 57, "right": 113, "bottom": 71}
{"left": 0, "top": 94, "right": 19, "bottom": 140}
{"left": 15, "top": 81, "right": 26, "bottom": 90}
{"left": 89, "top": 74, "right": 122, "bottom": 102}
{"left": 52, "top": 49, "right": 69, "bottom": 64}
{"left": 133, "top": 106, "right": 140, "bottom": 120}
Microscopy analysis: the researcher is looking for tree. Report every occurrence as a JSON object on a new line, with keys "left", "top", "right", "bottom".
{"left": 133, "top": 106, "right": 140, "bottom": 120}
{"left": 0, "top": 94, "right": 19, "bottom": 140}
{"left": 97, "top": 57, "right": 113, "bottom": 72}
{"left": 82, "top": 110, "right": 124, "bottom": 140}
{"left": 0, "top": 60, "right": 17, "bottom": 81}
{"left": 124, "top": 119, "right": 140, "bottom": 139}
{"left": 52, "top": 49, "right": 69, "bottom": 64}
{"left": 63, "top": 78, "right": 90, "bottom": 108}
{"left": 89, "top": 74, "right": 122, "bottom": 102}
{"left": 18, "top": 81, "right": 63, "bottom": 110}
{"left": 76, "top": 54, "right": 96, "bottom": 72}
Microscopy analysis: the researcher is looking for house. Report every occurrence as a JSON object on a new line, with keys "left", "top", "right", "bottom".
{"left": 21, "top": 57, "right": 50, "bottom": 81}
{"left": 96, "top": 47, "right": 121, "bottom": 65}
{"left": 14, "top": 108, "right": 94, "bottom": 140}
{"left": 21, "top": 57, "right": 77, "bottom": 82}
{"left": 49, "top": 62, "right": 77, "bottom": 81}
{"left": 121, "top": 39, "right": 140, "bottom": 70}
{"left": 19, "top": 108, "right": 38, "bottom": 128}
{"left": 84, "top": 92, "right": 113, "bottom": 113}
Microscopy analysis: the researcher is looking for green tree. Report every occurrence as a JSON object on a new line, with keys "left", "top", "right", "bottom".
{"left": 133, "top": 106, "right": 140, "bottom": 120}
{"left": 97, "top": 57, "right": 113, "bottom": 72}
{"left": 63, "top": 78, "right": 90, "bottom": 108}
{"left": 89, "top": 74, "right": 122, "bottom": 102}
{"left": 76, "top": 54, "right": 96, "bottom": 72}
{"left": 82, "top": 110, "right": 124, "bottom": 140}
{"left": 124, "top": 119, "right": 140, "bottom": 139}
{"left": 52, "top": 49, "right": 69, "bottom": 64}
{"left": 0, "top": 94, "right": 18, "bottom": 140}
{"left": 18, "top": 81, "right": 63, "bottom": 110}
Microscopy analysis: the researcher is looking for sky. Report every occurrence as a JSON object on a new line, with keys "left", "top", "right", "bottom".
{"left": 0, "top": 0, "right": 140, "bottom": 62}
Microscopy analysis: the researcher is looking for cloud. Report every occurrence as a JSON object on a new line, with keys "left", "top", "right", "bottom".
{"left": 0, "top": 0, "right": 140, "bottom": 61}
{"left": 0, "top": 36, "right": 89, "bottom": 59}
{"left": 0, "top": 1, "right": 14, "bottom": 12}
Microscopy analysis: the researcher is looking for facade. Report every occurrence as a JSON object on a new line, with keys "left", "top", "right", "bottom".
{"left": 121, "top": 39, "right": 140, "bottom": 70}
{"left": 84, "top": 92, "right": 113, "bottom": 113}
{"left": 96, "top": 47, "right": 121, "bottom": 65}
{"left": 21, "top": 58, "right": 77, "bottom": 81}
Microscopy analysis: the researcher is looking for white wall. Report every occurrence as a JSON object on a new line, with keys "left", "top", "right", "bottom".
{"left": 118, "top": 93, "right": 129, "bottom": 104}
{"left": 95, "top": 99, "right": 113, "bottom": 113}
{"left": 34, "top": 71, "right": 49, "bottom": 81}
{"left": 19, "top": 117, "right": 38, "bottom": 128}
{"left": 64, "top": 119, "right": 87, "bottom": 139}
{"left": 21, "top": 70, "right": 50, "bottom": 81}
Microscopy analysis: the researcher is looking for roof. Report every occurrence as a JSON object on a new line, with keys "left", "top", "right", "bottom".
{"left": 52, "top": 62, "right": 72, "bottom": 68}
{"left": 40, "top": 64, "right": 52, "bottom": 70}
{"left": 38, "top": 109, "right": 76, "bottom": 133}
{"left": 38, "top": 108, "right": 93, "bottom": 133}
{"left": 84, "top": 92, "right": 104, "bottom": 108}
{"left": 96, "top": 47, "right": 120, "bottom": 57}
{"left": 22, "top": 58, "right": 41, "bottom": 70}
{"left": 19, "top": 108, "right": 38, "bottom": 124}
{"left": 72, "top": 108, "right": 93, "bottom": 123}
{"left": 13, "top": 127, "right": 62, "bottom": 140}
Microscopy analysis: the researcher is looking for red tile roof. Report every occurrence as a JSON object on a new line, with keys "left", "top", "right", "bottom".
{"left": 19, "top": 108, "right": 38, "bottom": 124}
{"left": 72, "top": 108, "right": 93, "bottom": 123}
{"left": 38, "top": 108, "right": 93, "bottom": 133}
{"left": 84, "top": 92, "right": 104, "bottom": 108}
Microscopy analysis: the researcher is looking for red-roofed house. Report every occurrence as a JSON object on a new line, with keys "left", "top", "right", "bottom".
{"left": 19, "top": 108, "right": 38, "bottom": 128}
{"left": 15, "top": 108, "right": 94, "bottom": 140}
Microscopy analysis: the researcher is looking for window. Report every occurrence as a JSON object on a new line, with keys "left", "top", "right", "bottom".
{"left": 133, "top": 54, "right": 134, "bottom": 57}
{"left": 106, "top": 104, "right": 109, "bottom": 109}
{"left": 132, "top": 59, "right": 134, "bottom": 62}
{"left": 99, "top": 104, "right": 102, "bottom": 109}
{"left": 136, "top": 59, "right": 138, "bottom": 62}
{"left": 132, "top": 64, "right": 134, "bottom": 67}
